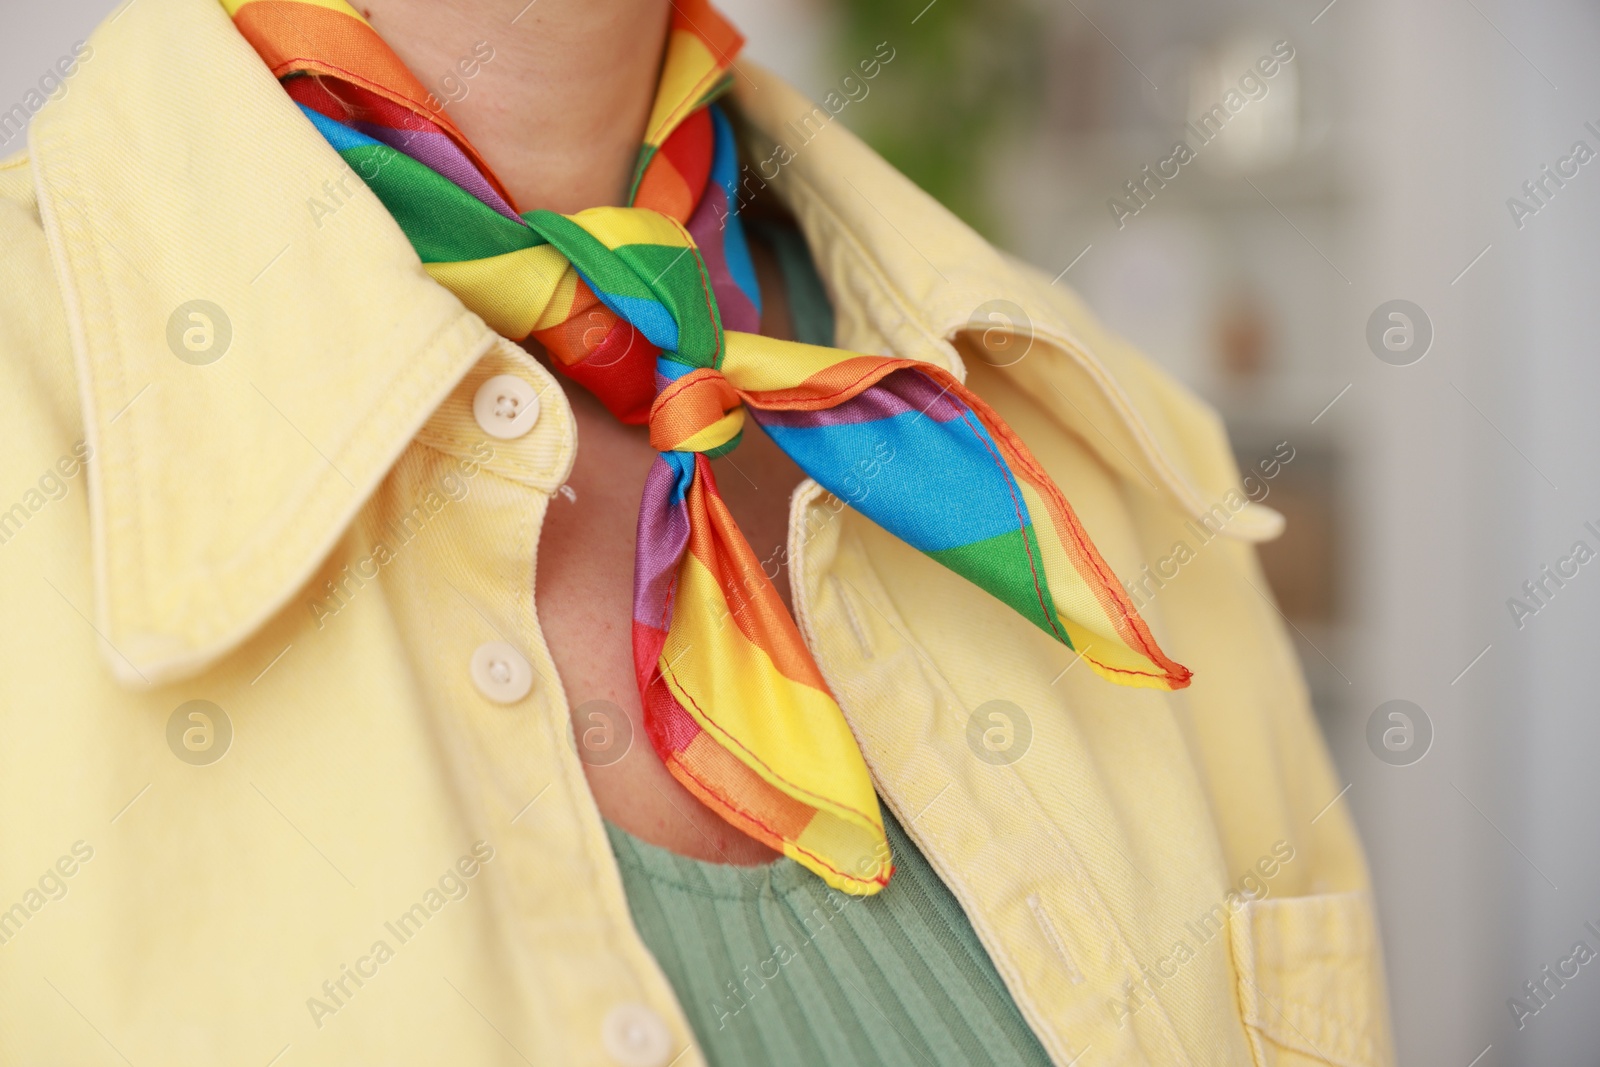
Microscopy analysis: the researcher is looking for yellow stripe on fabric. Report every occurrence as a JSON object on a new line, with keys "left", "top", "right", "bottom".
{"left": 1018, "top": 479, "right": 1120, "bottom": 640}
{"left": 661, "top": 552, "right": 885, "bottom": 883}
{"left": 531, "top": 269, "right": 583, "bottom": 331}
{"left": 422, "top": 244, "right": 569, "bottom": 340}
{"left": 671, "top": 408, "right": 746, "bottom": 454}
{"left": 571, "top": 205, "right": 696, "bottom": 252}
{"left": 1060, "top": 619, "right": 1174, "bottom": 689}
{"left": 644, "top": 30, "right": 720, "bottom": 148}
{"left": 788, "top": 821, "right": 892, "bottom": 896}
{"left": 722, "top": 331, "right": 857, "bottom": 394}
{"left": 222, "top": 0, "right": 368, "bottom": 20}
{"left": 1019, "top": 479, "right": 1175, "bottom": 687}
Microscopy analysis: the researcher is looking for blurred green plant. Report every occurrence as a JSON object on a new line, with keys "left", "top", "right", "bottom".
{"left": 832, "top": 0, "right": 1044, "bottom": 238}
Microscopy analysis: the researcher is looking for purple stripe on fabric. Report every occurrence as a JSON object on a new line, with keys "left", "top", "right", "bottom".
{"left": 751, "top": 367, "right": 966, "bottom": 429}
{"left": 353, "top": 121, "right": 521, "bottom": 222}
{"left": 633, "top": 456, "right": 694, "bottom": 628}
{"left": 688, "top": 181, "right": 759, "bottom": 334}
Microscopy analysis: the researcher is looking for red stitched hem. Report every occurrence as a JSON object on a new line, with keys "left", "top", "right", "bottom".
{"left": 665, "top": 755, "right": 891, "bottom": 890}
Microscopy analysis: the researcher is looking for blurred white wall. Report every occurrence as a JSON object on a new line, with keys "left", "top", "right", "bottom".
{"left": 1313, "top": 2, "right": 1599, "bottom": 1062}
{"left": 1346, "top": 2, "right": 1517, "bottom": 1061}
{"left": 716, "top": 0, "right": 836, "bottom": 100}
{"left": 0, "top": 0, "right": 116, "bottom": 158}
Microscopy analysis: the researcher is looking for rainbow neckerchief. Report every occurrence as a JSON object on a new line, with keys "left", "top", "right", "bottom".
{"left": 226, "top": 0, "right": 1190, "bottom": 894}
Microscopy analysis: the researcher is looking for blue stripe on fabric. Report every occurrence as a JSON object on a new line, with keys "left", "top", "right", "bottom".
{"left": 709, "top": 106, "right": 761, "bottom": 317}
{"left": 762, "top": 405, "right": 1032, "bottom": 553}
{"left": 579, "top": 278, "right": 681, "bottom": 353}
{"left": 656, "top": 356, "right": 698, "bottom": 383}
{"left": 663, "top": 449, "right": 697, "bottom": 505}
{"left": 297, "top": 103, "right": 380, "bottom": 153}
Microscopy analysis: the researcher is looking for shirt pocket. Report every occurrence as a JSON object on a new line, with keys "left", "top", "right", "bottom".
{"left": 1229, "top": 891, "right": 1392, "bottom": 1067}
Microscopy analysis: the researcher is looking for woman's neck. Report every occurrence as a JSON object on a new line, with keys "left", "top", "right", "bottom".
{"left": 357, "top": 0, "right": 673, "bottom": 213}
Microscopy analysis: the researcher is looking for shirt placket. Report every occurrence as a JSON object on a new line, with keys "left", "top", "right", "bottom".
{"left": 391, "top": 336, "right": 705, "bottom": 1067}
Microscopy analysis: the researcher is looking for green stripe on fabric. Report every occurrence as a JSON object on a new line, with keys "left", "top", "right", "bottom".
{"left": 525, "top": 210, "right": 656, "bottom": 301}
{"left": 621, "top": 242, "right": 723, "bottom": 366}
{"left": 700, "top": 430, "right": 744, "bottom": 459}
{"left": 341, "top": 144, "right": 540, "bottom": 262}
{"left": 523, "top": 210, "right": 724, "bottom": 368}
{"left": 629, "top": 143, "right": 660, "bottom": 203}
{"left": 700, "top": 72, "right": 736, "bottom": 110}
{"left": 925, "top": 526, "right": 1066, "bottom": 640}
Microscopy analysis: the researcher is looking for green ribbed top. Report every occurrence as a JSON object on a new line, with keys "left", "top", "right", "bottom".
{"left": 605, "top": 804, "right": 1052, "bottom": 1067}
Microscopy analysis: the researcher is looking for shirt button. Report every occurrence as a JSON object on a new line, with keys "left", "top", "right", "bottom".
{"left": 600, "top": 1002, "right": 673, "bottom": 1067}
{"left": 469, "top": 642, "right": 534, "bottom": 704}
{"left": 473, "top": 374, "right": 541, "bottom": 439}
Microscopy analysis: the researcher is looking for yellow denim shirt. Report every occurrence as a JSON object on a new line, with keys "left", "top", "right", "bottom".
{"left": 0, "top": 0, "right": 1393, "bottom": 1063}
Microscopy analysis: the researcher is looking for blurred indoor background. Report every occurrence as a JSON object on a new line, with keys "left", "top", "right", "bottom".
{"left": 8, "top": 0, "right": 1600, "bottom": 1062}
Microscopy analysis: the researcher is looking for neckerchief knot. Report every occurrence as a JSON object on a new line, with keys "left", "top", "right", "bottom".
{"left": 228, "top": 0, "right": 1192, "bottom": 895}
{"left": 650, "top": 366, "right": 745, "bottom": 457}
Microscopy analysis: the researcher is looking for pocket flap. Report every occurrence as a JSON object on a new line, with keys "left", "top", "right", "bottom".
{"left": 1230, "top": 891, "right": 1392, "bottom": 1067}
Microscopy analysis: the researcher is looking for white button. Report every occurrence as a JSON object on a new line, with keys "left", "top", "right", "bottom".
{"left": 469, "top": 642, "right": 534, "bottom": 704}
{"left": 473, "top": 374, "right": 541, "bottom": 439}
{"left": 600, "top": 1002, "right": 672, "bottom": 1067}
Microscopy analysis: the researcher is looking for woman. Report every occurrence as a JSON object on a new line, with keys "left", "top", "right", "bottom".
{"left": 0, "top": 0, "right": 1392, "bottom": 1062}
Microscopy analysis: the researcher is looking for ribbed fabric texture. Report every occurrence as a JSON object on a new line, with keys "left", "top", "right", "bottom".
{"left": 605, "top": 802, "right": 1053, "bottom": 1067}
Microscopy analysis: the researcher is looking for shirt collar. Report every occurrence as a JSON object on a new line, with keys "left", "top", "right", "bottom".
{"left": 28, "top": 0, "right": 1268, "bottom": 687}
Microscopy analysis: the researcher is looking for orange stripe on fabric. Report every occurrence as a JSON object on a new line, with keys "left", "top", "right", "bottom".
{"left": 535, "top": 282, "right": 611, "bottom": 365}
{"left": 737, "top": 355, "right": 905, "bottom": 410}
{"left": 232, "top": 0, "right": 512, "bottom": 206}
{"left": 683, "top": 463, "right": 831, "bottom": 692}
{"left": 649, "top": 369, "right": 740, "bottom": 450}
{"left": 635, "top": 107, "right": 712, "bottom": 220}
{"left": 670, "top": 733, "right": 815, "bottom": 844}
{"left": 670, "top": 0, "right": 744, "bottom": 72}
{"left": 633, "top": 158, "right": 695, "bottom": 223}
